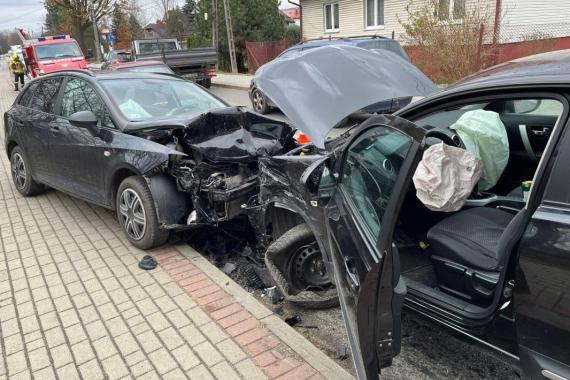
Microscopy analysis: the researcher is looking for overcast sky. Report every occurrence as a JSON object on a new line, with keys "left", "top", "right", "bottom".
{"left": 0, "top": 0, "right": 297, "bottom": 36}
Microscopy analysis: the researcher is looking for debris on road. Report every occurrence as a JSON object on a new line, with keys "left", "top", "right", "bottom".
{"left": 139, "top": 255, "right": 157, "bottom": 270}
{"left": 337, "top": 347, "right": 349, "bottom": 361}
{"left": 266, "top": 286, "right": 284, "bottom": 304}
{"left": 285, "top": 315, "right": 302, "bottom": 326}
{"left": 222, "top": 262, "right": 237, "bottom": 275}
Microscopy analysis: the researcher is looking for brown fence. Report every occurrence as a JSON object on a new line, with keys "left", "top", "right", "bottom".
{"left": 245, "top": 40, "right": 295, "bottom": 74}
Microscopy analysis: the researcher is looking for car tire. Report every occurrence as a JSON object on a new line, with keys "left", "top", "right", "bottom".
{"left": 116, "top": 176, "right": 169, "bottom": 250}
{"left": 251, "top": 88, "right": 270, "bottom": 114}
{"left": 265, "top": 223, "right": 339, "bottom": 309}
{"left": 10, "top": 146, "right": 43, "bottom": 197}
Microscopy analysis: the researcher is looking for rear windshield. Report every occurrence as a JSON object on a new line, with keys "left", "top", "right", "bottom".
{"left": 138, "top": 41, "right": 177, "bottom": 53}
{"left": 35, "top": 42, "right": 82, "bottom": 60}
{"left": 119, "top": 65, "right": 173, "bottom": 74}
{"left": 100, "top": 78, "right": 225, "bottom": 121}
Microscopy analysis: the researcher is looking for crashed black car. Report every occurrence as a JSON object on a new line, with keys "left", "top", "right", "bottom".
{"left": 3, "top": 70, "right": 295, "bottom": 249}
{"left": 255, "top": 47, "right": 570, "bottom": 379}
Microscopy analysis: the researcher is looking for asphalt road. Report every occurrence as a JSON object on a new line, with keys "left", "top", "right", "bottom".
{"left": 209, "top": 85, "right": 289, "bottom": 123}
{"left": 209, "top": 84, "right": 520, "bottom": 380}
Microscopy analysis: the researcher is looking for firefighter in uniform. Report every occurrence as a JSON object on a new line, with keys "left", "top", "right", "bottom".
{"left": 9, "top": 54, "right": 25, "bottom": 91}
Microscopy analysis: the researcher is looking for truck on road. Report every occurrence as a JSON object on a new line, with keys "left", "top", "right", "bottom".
{"left": 18, "top": 28, "right": 89, "bottom": 77}
{"left": 132, "top": 38, "right": 217, "bottom": 88}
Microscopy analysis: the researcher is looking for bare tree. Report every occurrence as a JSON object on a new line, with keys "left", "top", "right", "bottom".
{"left": 400, "top": 0, "right": 494, "bottom": 83}
{"left": 50, "top": 0, "right": 114, "bottom": 50}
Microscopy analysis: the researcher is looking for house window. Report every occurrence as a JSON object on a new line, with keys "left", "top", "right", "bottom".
{"left": 438, "top": 0, "right": 466, "bottom": 20}
{"left": 324, "top": 3, "right": 339, "bottom": 32}
{"left": 366, "top": 0, "right": 384, "bottom": 28}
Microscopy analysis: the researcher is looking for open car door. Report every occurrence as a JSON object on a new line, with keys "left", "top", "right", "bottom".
{"left": 318, "top": 115, "right": 425, "bottom": 379}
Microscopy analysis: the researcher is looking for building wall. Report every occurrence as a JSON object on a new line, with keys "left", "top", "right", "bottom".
{"left": 499, "top": 0, "right": 570, "bottom": 43}
{"left": 300, "top": 0, "right": 496, "bottom": 43}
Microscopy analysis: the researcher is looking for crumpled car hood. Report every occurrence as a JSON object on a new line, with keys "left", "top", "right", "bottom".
{"left": 254, "top": 45, "right": 438, "bottom": 148}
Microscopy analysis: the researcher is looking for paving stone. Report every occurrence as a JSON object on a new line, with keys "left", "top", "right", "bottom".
{"left": 101, "top": 354, "right": 129, "bottom": 380}
{"left": 79, "top": 358, "right": 104, "bottom": 379}
{"left": 217, "top": 338, "right": 247, "bottom": 364}
{"left": 194, "top": 341, "right": 224, "bottom": 367}
{"left": 56, "top": 363, "right": 80, "bottom": 379}
{"left": 188, "top": 364, "right": 215, "bottom": 380}
{"left": 29, "top": 347, "right": 50, "bottom": 371}
{"left": 235, "top": 359, "right": 268, "bottom": 380}
{"left": 45, "top": 326, "right": 66, "bottom": 348}
{"left": 200, "top": 321, "right": 229, "bottom": 344}
{"left": 50, "top": 344, "right": 74, "bottom": 368}
{"left": 148, "top": 348, "right": 178, "bottom": 375}
{"left": 158, "top": 327, "right": 185, "bottom": 350}
{"left": 171, "top": 345, "right": 200, "bottom": 371}
{"left": 72, "top": 340, "right": 96, "bottom": 365}
{"left": 137, "top": 330, "right": 162, "bottom": 354}
{"left": 211, "top": 361, "right": 241, "bottom": 380}
{"left": 179, "top": 324, "right": 206, "bottom": 345}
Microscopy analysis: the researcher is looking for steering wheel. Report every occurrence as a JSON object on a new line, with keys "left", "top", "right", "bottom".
{"left": 424, "top": 128, "right": 465, "bottom": 149}
{"left": 166, "top": 104, "right": 196, "bottom": 116}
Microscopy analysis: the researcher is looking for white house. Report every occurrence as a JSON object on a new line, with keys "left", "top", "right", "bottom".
{"left": 299, "top": 0, "right": 570, "bottom": 44}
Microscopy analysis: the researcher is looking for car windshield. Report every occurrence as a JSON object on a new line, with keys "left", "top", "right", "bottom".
{"left": 35, "top": 42, "right": 82, "bottom": 60}
{"left": 139, "top": 41, "right": 177, "bottom": 53}
{"left": 119, "top": 65, "right": 173, "bottom": 74}
{"left": 100, "top": 78, "right": 225, "bottom": 121}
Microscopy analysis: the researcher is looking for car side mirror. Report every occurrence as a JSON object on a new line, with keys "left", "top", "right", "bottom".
{"left": 300, "top": 156, "right": 336, "bottom": 206}
{"left": 69, "top": 111, "right": 99, "bottom": 136}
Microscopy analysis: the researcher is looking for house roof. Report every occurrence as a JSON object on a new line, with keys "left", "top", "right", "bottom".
{"left": 143, "top": 22, "right": 167, "bottom": 37}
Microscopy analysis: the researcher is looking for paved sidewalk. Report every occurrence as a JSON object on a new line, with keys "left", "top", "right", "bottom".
{"left": 0, "top": 67, "right": 352, "bottom": 379}
{"left": 212, "top": 73, "right": 252, "bottom": 89}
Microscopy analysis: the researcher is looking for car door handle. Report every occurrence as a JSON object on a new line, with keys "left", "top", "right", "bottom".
{"left": 531, "top": 127, "right": 550, "bottom": 136}
{"left": 50, "top": 126, "right": 60, "bottom": 133}
{"left": 344, "top": 258, "right": 360, "bottom": 292}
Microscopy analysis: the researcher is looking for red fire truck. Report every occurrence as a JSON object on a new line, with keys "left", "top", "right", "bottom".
{"left": 18, "top": 28, "right": 89, "bottom": 77}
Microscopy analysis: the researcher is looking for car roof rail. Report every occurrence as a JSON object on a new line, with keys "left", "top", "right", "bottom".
{"left": 298, "top": 34, "right": 390, "bottom": 45}
{"left": 55, "top": 69, "right": 96, "bottom": 77}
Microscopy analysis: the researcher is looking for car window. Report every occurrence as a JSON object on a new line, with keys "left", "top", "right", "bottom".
{"left": 508, "top": 99, "right": 563, "bottom": 117}
{"left": 341, "top": 126, "right": 413, "bottom": 239}
{"left": 100, "top": 78, "right": 225, "bottom": 121}
{"left": 61, "top": 78, "right": 115, "bottom": 129}
{"left": 19, "top": 81, "right": 39, "bottom": 107}
{"left": 29, "top": 78, "right": 62, "bottom": 114}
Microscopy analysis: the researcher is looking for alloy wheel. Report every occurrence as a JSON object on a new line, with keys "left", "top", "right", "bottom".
{"left": 119, "top": 188, "right": 147, "bottom": 241}
{"left": 11, "top": 153, "right": 26, "bottom": 190}
{"left": 253, "top": 90, "right": 264, "bottom": 112}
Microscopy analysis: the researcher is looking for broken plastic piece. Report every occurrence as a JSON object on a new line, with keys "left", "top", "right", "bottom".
{"left": 139, "top": 255, "right": 157, "bottom": 270}
{"left": 266, "top": 286, "right": 284, "bottom": 304}
{"left": 337, "top": 347, "right": 349, "bottom": 360}
{"left": 284, "top": 315, "right": 302, "bottom": 326}
{"left": 222, "top": 262, "right": 237, "bottom": 275}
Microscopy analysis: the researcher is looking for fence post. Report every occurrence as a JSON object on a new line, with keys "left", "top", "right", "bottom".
{"left": 476, "top": 23, "right": 485, "bottom": 70}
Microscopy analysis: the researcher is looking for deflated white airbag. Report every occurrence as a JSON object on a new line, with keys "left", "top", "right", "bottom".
{"left": 450, "top": 110, "right": 509, "bottom": 191}
{"left": 413, "top": 142, "right": 482, "bottom": 212}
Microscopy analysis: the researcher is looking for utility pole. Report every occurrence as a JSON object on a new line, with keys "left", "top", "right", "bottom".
{"left": 222, "top": 0, "right": 237, "bottom": 73}
{"left": 211, "top": 0, "right": 218, "bottom": 51}
{"left": 89, "top": 2, "right": 102, "bottom": 62}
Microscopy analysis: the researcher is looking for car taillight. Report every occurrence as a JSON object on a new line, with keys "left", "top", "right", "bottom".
{"left": 207, "top": 70, "right": 217, "bottom": 77}
{"left": 294, "top": 130, "right": 311, "bottom": 145}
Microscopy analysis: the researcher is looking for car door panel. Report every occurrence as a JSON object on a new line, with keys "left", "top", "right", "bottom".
{"left": 320, "top": 115, "right": 424, "bottom": 379}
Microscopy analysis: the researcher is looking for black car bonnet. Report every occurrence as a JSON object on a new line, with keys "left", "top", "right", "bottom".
{"left": 183, "top": 107, "right": 295, "bottom": 163}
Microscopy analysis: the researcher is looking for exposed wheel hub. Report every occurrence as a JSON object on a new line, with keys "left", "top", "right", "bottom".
{"left": 293, "top": 243, "right": 330, "bottom": 289}
{"left": 11, "top": 153, "right": 26, "bottom": 189}
{"left": 119, "top": 188, "right": 147, "bottom": 241}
